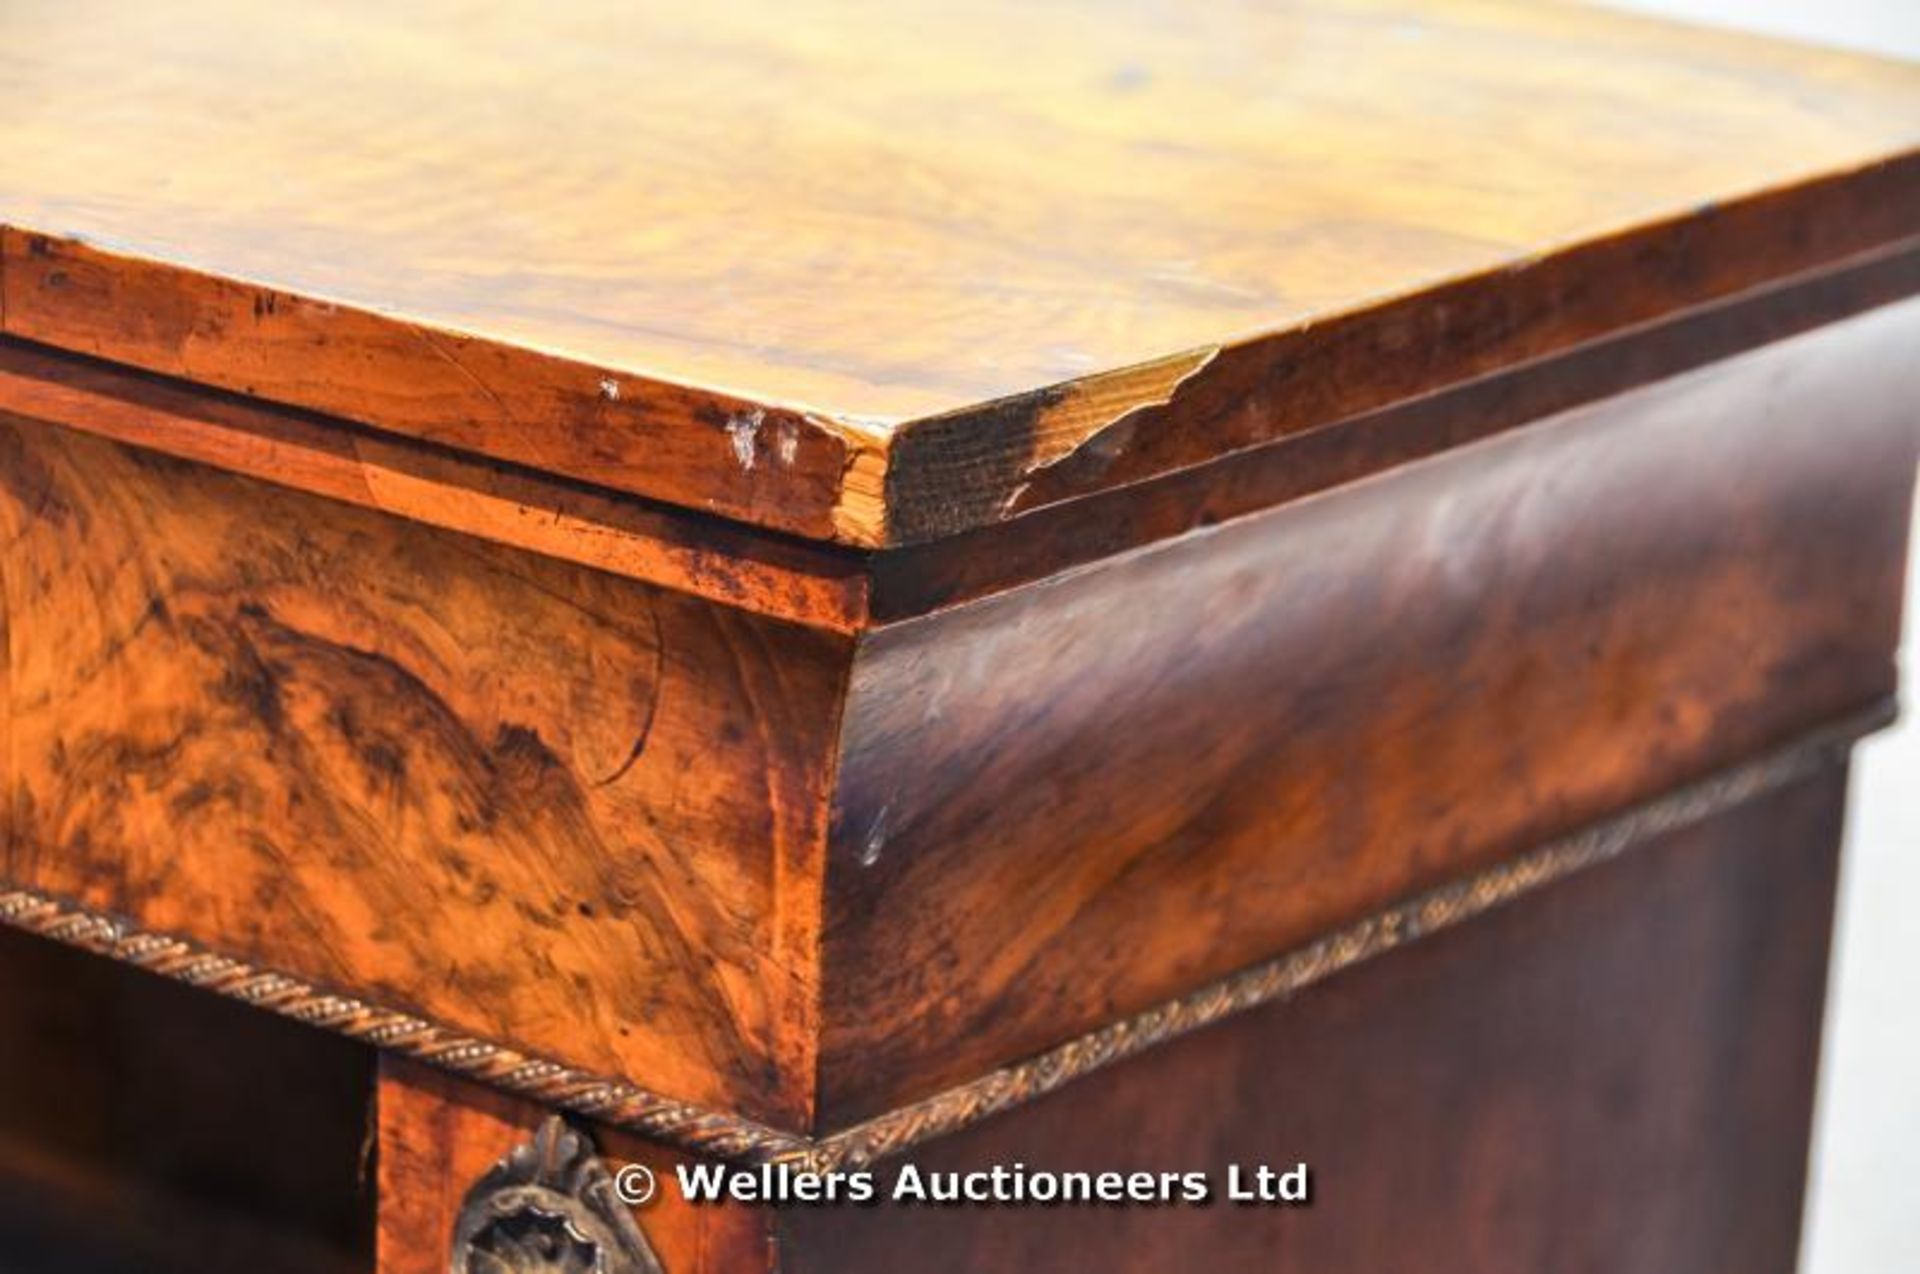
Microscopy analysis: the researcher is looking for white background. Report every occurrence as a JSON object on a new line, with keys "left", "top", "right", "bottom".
{"left": 1602, "top": 4, "right": 1919, "bottom": 1269}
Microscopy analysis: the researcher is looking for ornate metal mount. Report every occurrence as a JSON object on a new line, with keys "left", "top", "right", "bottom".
{"left": 451, "top": 1116, "right": 664, "bottom": 1274}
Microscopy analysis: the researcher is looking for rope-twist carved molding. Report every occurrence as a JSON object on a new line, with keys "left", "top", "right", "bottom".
{"left": 0, "top": 701, "right": 1887, "bottom": 1173}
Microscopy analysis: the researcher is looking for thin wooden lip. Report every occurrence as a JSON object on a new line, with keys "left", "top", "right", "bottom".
{"left": 5, "top": 151, "right": 1919, "bottom": 548}
{"left": 0, "top": 335, "right": 873, "bottom": 635}
{"left": 867, "top": 236, "right": 1920, "bottom": 625}
{"left": 0, "top": 701, "right": 1890, "bottom": 1170}
{"left": 5, "top": 234, "right": 1920, "bottom": 635}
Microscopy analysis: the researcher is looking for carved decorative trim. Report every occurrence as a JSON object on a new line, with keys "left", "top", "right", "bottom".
{"left": 452, "top": 1116, "right": 663, "bottom": 1274}
{"left": 810, "top": 708, "right": 1878, "bottom": 1166}
{"left": 0, "top": 700, "right": 1888, "bottom": 1172}
{"left": 0, "top": 903, "right": 812, "bottom": 1165}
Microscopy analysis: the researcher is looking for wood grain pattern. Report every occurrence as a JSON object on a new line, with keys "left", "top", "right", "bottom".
{"left": 2, "top": 228, "right": 1915, "bottom": 636}
{"left": 869, "top": 239, "right": 1920, "bottom": 619}
{"left": 5, "top": 230, "right": 1917, "bottom": 637}
{"left": 0, "top": 8, "right": 1912, "bottom": 1238}
{"left": 0, "top": 297, "right": 1911, "bottom": 1143}
{"left": 0, "top": 338, "right": 870, "bottom": 633}
{"left": 376, "top": 1057, "right": 772, "bottom": 1274}
{"left": 784, "top": 767, "right": 1848, "bottom": 1273}
{"left": 0, "top": 233, "right": 874, "bottom": 544}
{"left": 0, "top": 417, "right": 852, "bottom": 1126}
{"left": 801, "top": 708, "right": 1878, "bottom": 1170}
{"left": 0, "top": 708, "right": 1873, "bottom": 1178}
{"left": 4, "top": 0, "right": 1919, "bottom": 540}
{"left": 815, "top": 300, "right": 1920, "bottom": 1127}
{"left": 879, "top": 172, "right": 1920, "bottom": 541}
{"left": 0, "top": 296, "right": 1910, "bottom": 1144}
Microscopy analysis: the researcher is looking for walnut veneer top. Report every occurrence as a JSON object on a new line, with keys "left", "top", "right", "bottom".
{"left": 3, "top": 0, "right": 1917, "bottom": 543}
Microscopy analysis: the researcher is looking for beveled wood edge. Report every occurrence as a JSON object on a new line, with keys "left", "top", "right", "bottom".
{"left": 0, "top": 226, "right": 886, "bottom": 547}
{"left": 6, "top": 236, "right": 1920, "bottom": 636}
{"left": 5, "top": 151, "right": 1918, "bottom": 549}
{"left": 0, "top": 699, "right": 1888, "bottom": 1170}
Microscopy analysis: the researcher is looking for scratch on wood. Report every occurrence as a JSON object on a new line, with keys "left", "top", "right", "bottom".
{"left": 594, "top": 602, "right": 665, "bottom": 788}
{"left": 726, "top": 408, "right": 765, "bottom": 470}
{"left": 410, "top": 324, "right": 513, "bottom": 420}
{"left": 857, "top": 804, "right": 891, "bottom": 868}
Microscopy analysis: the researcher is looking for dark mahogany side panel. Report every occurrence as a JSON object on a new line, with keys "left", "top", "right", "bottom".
{"left": 787, "top": 768, "right": 1848, "bottom": 1274}
{"left": 818, "top": 301, "right": 1919, "bottom": 1126}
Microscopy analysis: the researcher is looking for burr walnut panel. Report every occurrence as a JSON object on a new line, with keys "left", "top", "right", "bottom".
{"left": 0, "top": 419, "right": 852, "bottom": 1127}
{"left": 0, "top": 6, "right": 1913, "bottom": 1265}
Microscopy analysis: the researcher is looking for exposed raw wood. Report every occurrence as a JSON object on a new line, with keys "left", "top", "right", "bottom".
{"left": 5, "top": 235, "right": 1915, "bottom": 636}
{"left": 867, "top": 244, "right": 1920, "bottom": 620}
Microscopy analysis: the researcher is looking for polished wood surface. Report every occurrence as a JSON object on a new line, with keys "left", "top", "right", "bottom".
{"left": 867, "top": 241, "right": 1920, "bottom": 621}
{"left": 376, "top": 1058, "right": 771, "bottom": 1274}
{"left": 4, "top": 0, "right": 1918, "bottom": 540}
{"left": 816, "top": 301, "right": 1920, "bottom": 1126}
{"left": 785, "top": 768, "right": 1848, "bottom": 1273}
{"left": 0, "top": 296, "right": 1910, "bottom": 1140}
{"left": 0, "top": 417, "right": 851, "bottom": 1126}
{"left": 0, "top": 763, "right": 1860, "bottom": 1273}
{"left": 3, "top": 234, "right": 1915, "bottom": 635}
{"left": 0, "top": 6, "right": 1912, "bottom": 1268}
